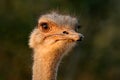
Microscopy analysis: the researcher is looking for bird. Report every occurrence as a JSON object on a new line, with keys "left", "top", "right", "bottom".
{"left": 29, "top": 12, "right": 84, "bottom": 80}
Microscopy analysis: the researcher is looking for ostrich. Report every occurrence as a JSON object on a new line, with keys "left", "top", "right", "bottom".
{"left": 29, "top": 12, "right": 84, "bottom": 80}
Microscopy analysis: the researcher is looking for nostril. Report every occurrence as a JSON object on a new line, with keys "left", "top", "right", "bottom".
{"left": 63, "top": 31, "right": 69, "bottom": 34}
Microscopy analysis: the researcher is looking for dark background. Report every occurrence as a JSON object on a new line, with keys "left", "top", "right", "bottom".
{"left": 0, "top": 0, "right": 120, "bottom": 80}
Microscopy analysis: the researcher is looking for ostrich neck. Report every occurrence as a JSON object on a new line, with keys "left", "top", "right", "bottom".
{"left": 32, "top": 47, "right": 64, "bottom": 80}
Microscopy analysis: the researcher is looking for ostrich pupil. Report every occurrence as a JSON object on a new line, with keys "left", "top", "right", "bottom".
{"left": 42, "top": 23, "right": 49, "bottom": 29}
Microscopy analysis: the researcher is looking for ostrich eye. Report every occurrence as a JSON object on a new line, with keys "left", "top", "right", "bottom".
{"left": 41, "top": 23, "right": 49, "bottom": 29}
{"left": 75, "top": 25, "right": 81, "bottom": 32}
{"left": 39, "top": 22, "right": 50, "bottom": 32}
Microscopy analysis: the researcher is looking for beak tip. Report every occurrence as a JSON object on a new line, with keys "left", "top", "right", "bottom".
{"left": 77, "top": 34, "right": 84, "bottom": 41}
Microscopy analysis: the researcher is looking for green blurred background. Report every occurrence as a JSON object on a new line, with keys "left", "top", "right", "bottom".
{"left": 0, "top": 0, "right": 120, "bottom": 80}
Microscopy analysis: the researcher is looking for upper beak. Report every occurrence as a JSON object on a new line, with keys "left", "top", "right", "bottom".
{"left": 62, "top": 30, "right": 84, "bottom": 42}
{"left": 67, "top": 33, "right": 84, "bottom": 42}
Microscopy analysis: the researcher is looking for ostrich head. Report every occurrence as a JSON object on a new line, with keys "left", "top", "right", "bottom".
{"left": 29, "top": 12, "right": 84, "bottom": 54}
